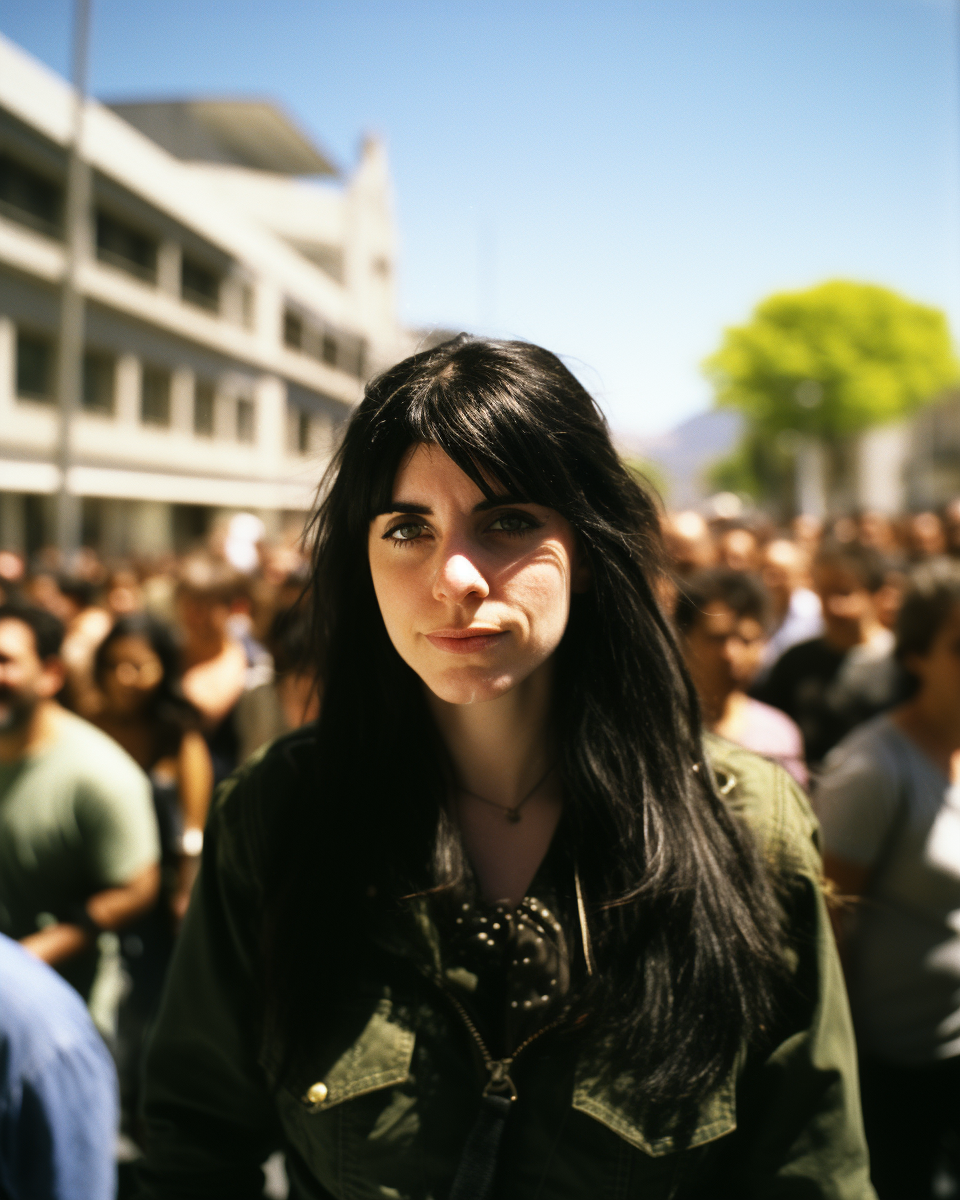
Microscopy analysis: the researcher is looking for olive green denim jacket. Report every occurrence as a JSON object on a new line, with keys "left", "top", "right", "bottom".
{"left": 137, "top": 729, "right": 874, "bottom": 1200}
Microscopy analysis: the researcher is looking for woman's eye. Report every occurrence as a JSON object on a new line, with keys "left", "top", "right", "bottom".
{"left": 387, "top": 522, "right": 426, "bottom": 542}
{"left": 488, "top": 514, "right": 535, "bottom": 534}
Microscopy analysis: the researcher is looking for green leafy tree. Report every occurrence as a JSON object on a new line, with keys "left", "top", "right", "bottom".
{"left": 704, "top": 280, "right": 959, "bottom": 441}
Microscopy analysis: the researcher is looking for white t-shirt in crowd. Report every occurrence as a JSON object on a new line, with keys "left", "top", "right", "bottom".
{"left": 815, "top": 714, "right": 960, "bottom": 1065}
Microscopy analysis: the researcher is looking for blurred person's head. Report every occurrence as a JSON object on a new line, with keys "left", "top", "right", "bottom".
{"left": 759, "top": 538, "right": 810, "bottom": 622}
{"left": 70, "top": 546, "right": 105, "bottom": 584}
{"left": 895, "top": 559, "right": 960, "bottom": 710}
{"left": 662, "top": 510, "right": 717, "bottom": 576}
{"left": 790, "top": 513, "right": 823, "bottom": 551}
{"left": 0, "top": 551, "right": 25, "bottom": 588}
{"left": 94, "top": 612, "right": 197, "bottom": 729}
{"left": 23, "top": 572, "right": 71, "bottom": 622}
{"left": 261, "top": 543, "right": 307, "bottom": 587}
{"left": 829, "top": 515, "right": 858, "bottom": 546}
{"left": 811, "top": 543, "right": 887, "bottom": 651}
{"left": 56, "top": 575, "right": 100, "bottom": 623}
{"left": 716, "top": 527, "right": 759, "bottom": 572}
{"left": 175, "top": 557, "right": 242, "bottom": 648}
{"left": 266, "top": 602, "right": 322, "bottom": 728}
{"left": 674, "top": 569, "right": 771, "bottom": 719}
{"left": 0, "top": 604, "right": 65, "bottom": 737}
{"left": 905, "top": 511, "right": 947, "bottom": 560}
{"left": 943, "top": 498, "right": 960, "bottom": 555}
{"left": 105, "top": 568, "right": 143, "bottom": 618}
{"left": 857, "top": 510, "right": 897, "bottom": 553}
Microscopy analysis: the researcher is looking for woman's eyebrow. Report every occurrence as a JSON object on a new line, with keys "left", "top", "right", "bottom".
{"left": 376, "top": 501, "right": 432, "bottom": 516}
{"left": 473, "top": 494, "right": 529, "bottom": 512}
{"left": 376, "top": 493, "right": 528, "bottom": 517}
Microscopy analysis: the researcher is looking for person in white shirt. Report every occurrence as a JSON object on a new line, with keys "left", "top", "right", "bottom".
{"left": 756, "top": 538, "right": 824, "bottom": 680}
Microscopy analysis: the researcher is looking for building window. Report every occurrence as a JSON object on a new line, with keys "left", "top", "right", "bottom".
{"left": 297, "top": 411, "right": 310, "bottom": 454}
{"left": 0, "top": 154, "right": 62, "bottom": 238}
{"left": 236, "top": 397, "right": 255, "bottom": 443}
{"left": 283, "top": 310, "right": 303, "bottom": 350}
{"left": 342, "top": 333, "right": 366, "bottom": 379}
{"left": 194, "top": 380, "right": 215, "bottom": 437}
{"left": 284, "top": 306, "right": 365, "bottom": 379}
{"left": 181, "top": 256, "right": 220, "bottom": 312}
{"left": 16, "top": 331, "right": 54, "bottom": 401}
{"left": 240, "top": 284, "right": 256, "bottom": 330}
{"left": 96, "top": 212, "right": 158, "bottom": 282}
{"left": 141, "top": 365, "right": 171, "bottom": 426}
{"left": 82, "top": 351, "right": 115, "bottom": 415}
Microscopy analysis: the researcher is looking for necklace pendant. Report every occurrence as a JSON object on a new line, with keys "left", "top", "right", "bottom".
{"left": 507, "top": 809, "right": 522, "bottom": 823}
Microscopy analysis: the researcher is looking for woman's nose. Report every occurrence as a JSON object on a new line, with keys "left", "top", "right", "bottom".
{"left": 434, "top": 552, "right": 489, "bottom": 602}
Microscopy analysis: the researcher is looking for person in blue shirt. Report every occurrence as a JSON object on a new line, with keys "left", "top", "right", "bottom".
{"left": 0, "top": 932, "right": 118, "bottom": 1200}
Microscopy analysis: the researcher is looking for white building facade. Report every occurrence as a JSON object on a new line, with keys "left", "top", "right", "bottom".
{"left": 0, "top": 34, "right": 413, "bottom": 556}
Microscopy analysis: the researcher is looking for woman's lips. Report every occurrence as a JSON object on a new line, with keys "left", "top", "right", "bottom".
{"left": 425, "top": 629, "right": 507, "bottom": 654}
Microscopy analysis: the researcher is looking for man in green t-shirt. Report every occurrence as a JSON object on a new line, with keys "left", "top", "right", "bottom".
{"left": 0, "top": 603, "right": 159, "bottom": 999}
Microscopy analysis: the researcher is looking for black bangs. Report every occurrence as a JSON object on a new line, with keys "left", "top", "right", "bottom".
{"left": 352, "top": 336, "right": 606, "bottom": 533}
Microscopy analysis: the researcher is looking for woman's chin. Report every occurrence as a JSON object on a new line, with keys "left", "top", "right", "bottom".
{"left": 423, "top": 668, "right": 520, "bottom": 707}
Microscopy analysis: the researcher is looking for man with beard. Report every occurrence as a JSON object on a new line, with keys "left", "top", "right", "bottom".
{"left": 0, "top": 603, "right": 159, "bottom": 1001}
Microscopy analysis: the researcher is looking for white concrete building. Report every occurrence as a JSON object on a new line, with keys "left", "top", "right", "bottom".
{"left": 0, "top": 33, "right": 412, "bottom": 556}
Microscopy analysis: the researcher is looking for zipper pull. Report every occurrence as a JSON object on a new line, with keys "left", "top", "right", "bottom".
{"left": 483, "top": 1058, "right": 518, "bottom": 1102}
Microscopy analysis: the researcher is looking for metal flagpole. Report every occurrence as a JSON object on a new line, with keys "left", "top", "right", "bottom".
{"left": 55, "top": 0, "right": 92, "bottom": 560}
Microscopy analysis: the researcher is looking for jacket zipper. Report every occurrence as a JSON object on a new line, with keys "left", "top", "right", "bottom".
{"left": 428, "top": 971, "right": 568, "bottom": 1102}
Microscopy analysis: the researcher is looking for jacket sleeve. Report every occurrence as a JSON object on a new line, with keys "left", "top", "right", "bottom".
{"left": 716, "top": 745, "right": 875, "bottom": 1200}
{"left": 729, "top": 869, "right": 875, "bottom": 1199}
{"left": 136, "top": 765, "right": 283, "bottom": 1199}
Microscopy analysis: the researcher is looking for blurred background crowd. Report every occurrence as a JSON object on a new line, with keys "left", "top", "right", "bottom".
{"left": 6, "top": 489, "right": 960, "bottom": 1196}
{"left": 662, "top": 501, "right": 960, "bottom": 778}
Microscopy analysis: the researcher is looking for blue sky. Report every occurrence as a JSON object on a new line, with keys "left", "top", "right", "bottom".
{"left": 1, "top": 0, "right": 958, "bottom": 436}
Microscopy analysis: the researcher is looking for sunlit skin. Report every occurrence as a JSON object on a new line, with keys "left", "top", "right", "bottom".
{"left": 368, "top": 443, "right": 588, "bottom": 903}
{"left": 824, "top": 603, "right": 960, "bottom": 949}
{"left": 0, "top": 618, "right": 159, "bottom": 963}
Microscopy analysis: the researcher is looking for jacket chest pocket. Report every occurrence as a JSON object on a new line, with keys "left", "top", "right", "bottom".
{"left": 277, "top": 997, "right": 420, "bottom": 1200}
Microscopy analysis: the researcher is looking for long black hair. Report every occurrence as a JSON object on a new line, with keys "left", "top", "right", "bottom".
{"left": 266, "top": 336, "right": 785, "bottom": 1127}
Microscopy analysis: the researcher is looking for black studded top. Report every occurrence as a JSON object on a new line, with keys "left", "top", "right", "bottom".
{"left": 438, "top": 879, "right": 573, "bottom": 1059}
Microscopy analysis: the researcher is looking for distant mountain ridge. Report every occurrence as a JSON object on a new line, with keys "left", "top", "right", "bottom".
{"left": 618, "top": 408, "right": 743, "bottom": 508}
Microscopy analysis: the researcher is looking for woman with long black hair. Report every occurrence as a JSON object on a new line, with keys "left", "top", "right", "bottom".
{"left": 138, "top": 338, "right": 870, "bottom": 1199}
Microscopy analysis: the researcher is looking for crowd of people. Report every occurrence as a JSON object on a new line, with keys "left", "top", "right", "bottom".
{"left": 0, "top": 536, "right": 317, "bottom": 1198}
{"left": 4, "top": 487, "right": 960, "bottom": 1197}
{"left": 664, "top": 501, "right": 960, "bottom": 1198}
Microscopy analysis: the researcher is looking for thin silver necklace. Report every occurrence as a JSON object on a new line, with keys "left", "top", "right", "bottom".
{"left": 456, "top": 763, "right": 555, "bottom": 824}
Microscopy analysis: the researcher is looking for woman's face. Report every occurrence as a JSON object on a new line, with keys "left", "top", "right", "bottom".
{"left": 101, "top": 635, "right": 164, "bottom": 716}
{"left": 368, "top": 443, "right": 586, "bottom": 705}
